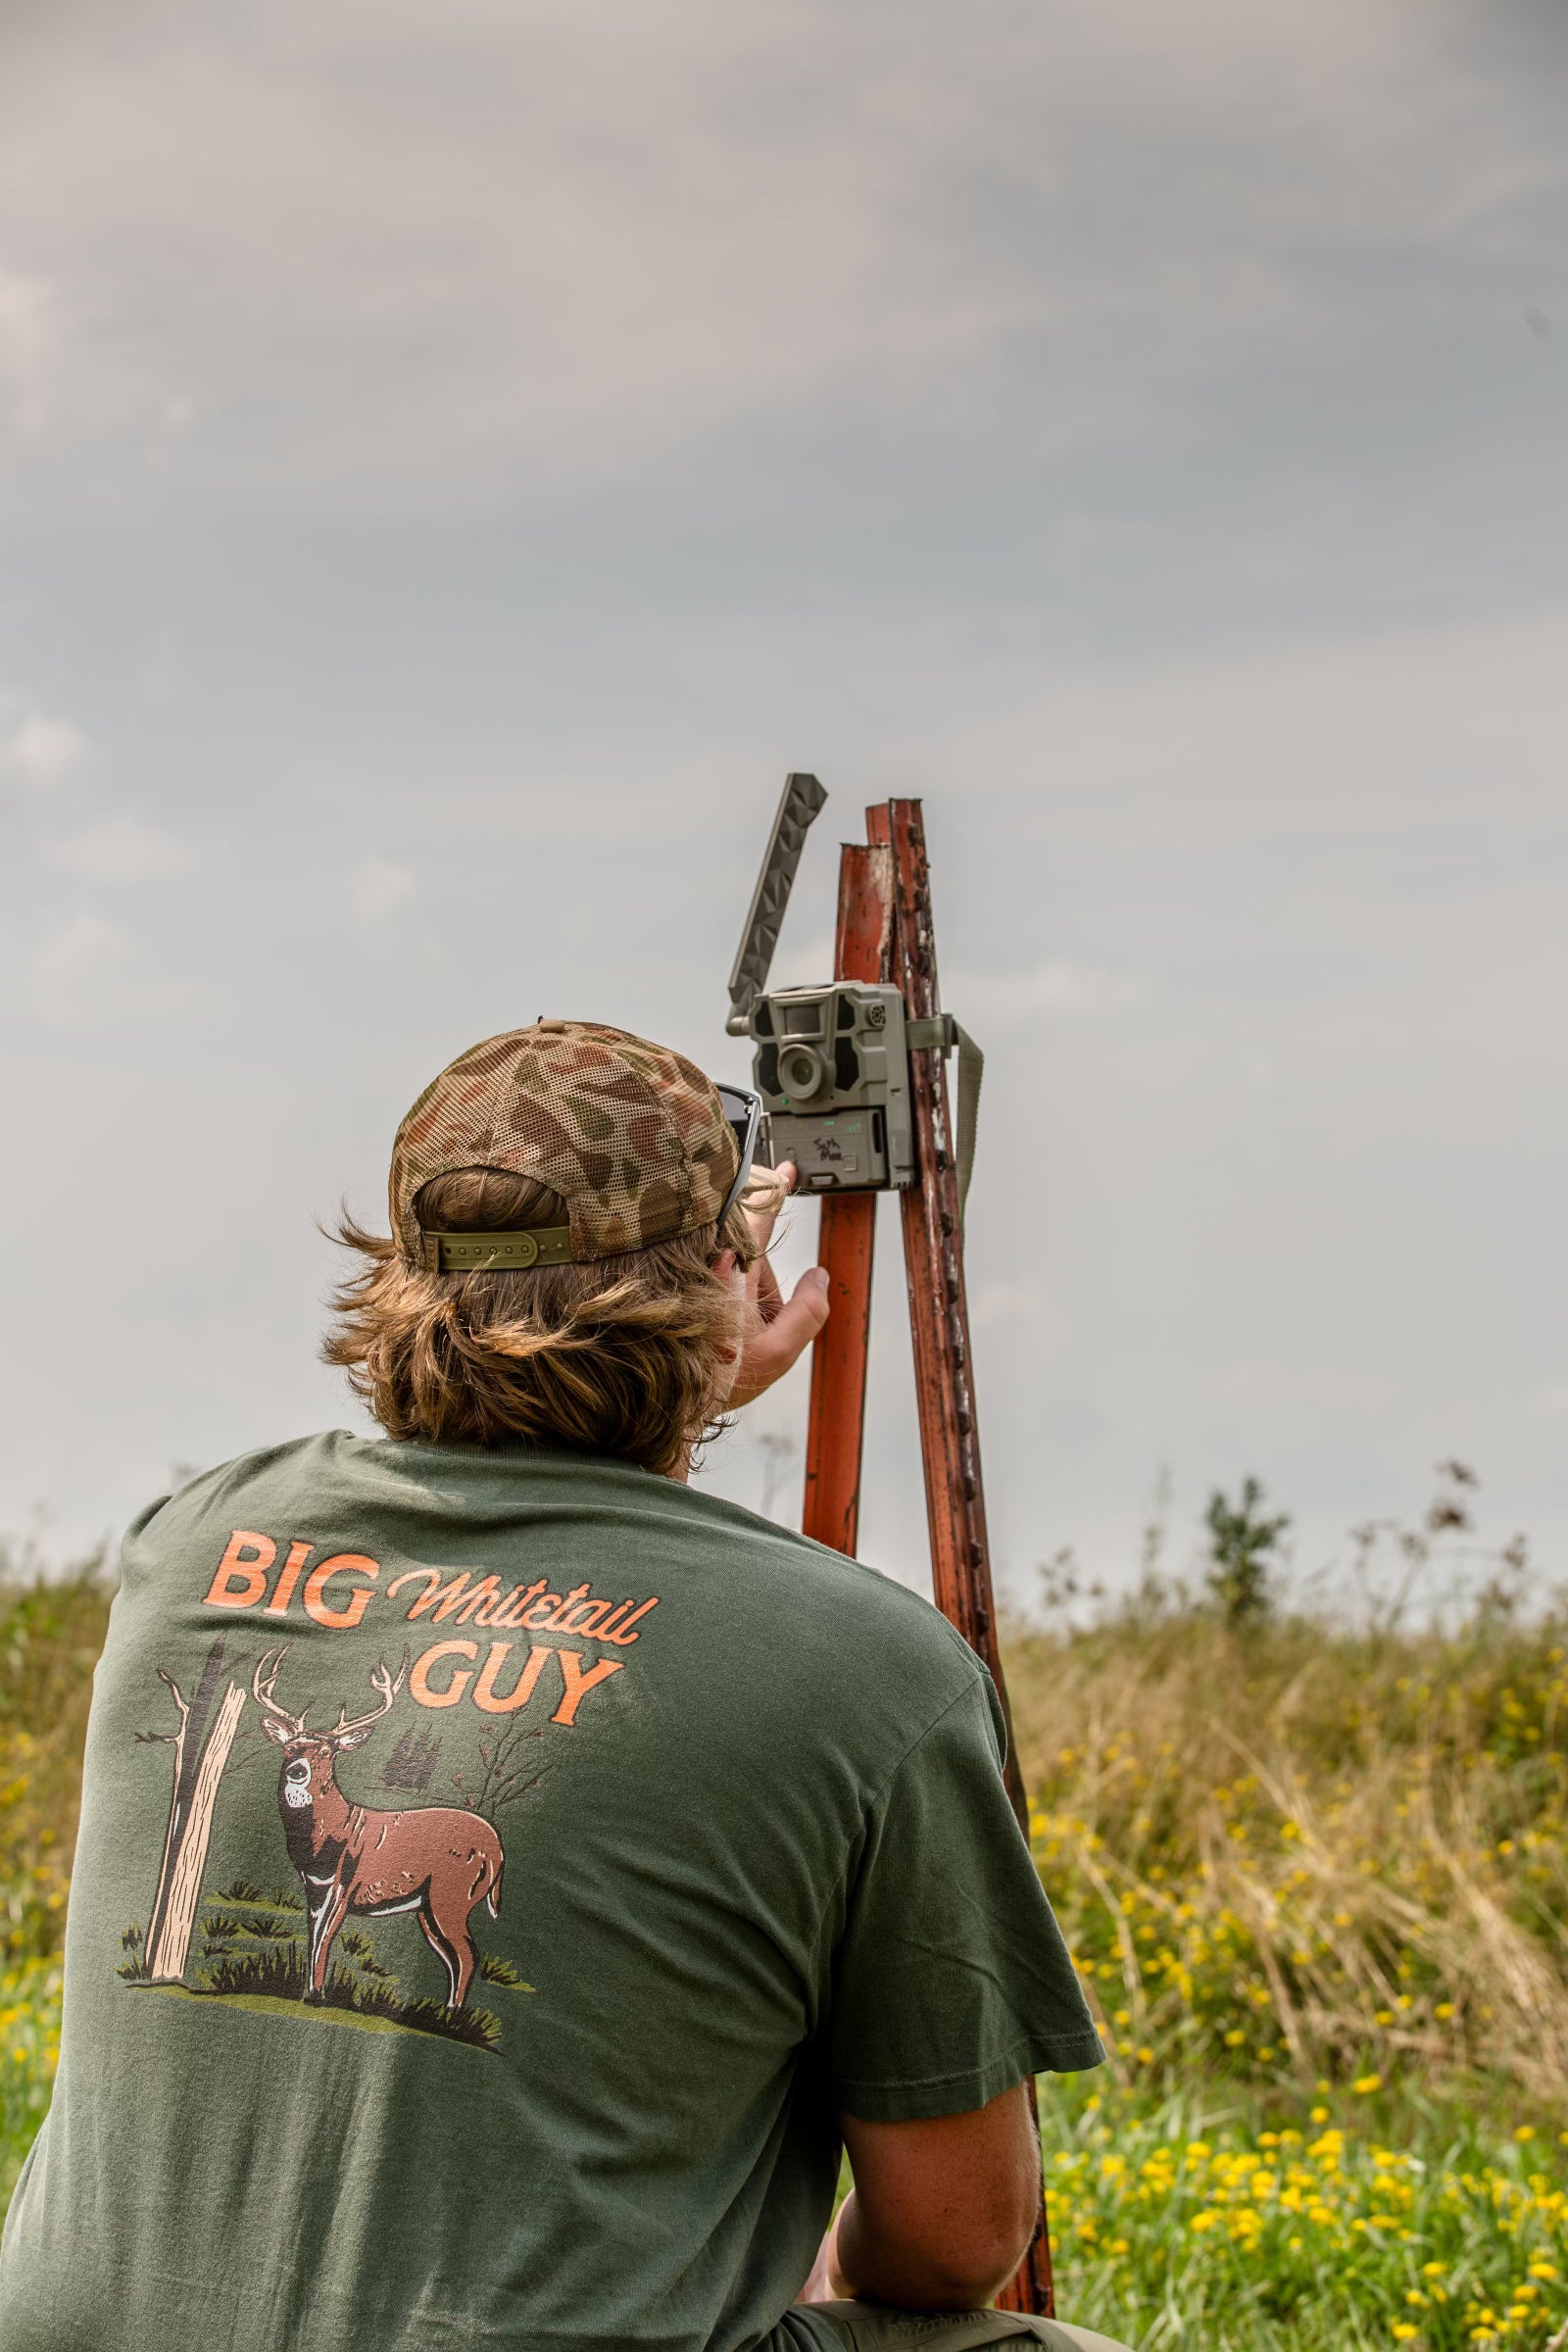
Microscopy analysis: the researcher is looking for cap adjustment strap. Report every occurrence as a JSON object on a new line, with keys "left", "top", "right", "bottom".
{"left": 422, "top": 1226, "right": 574, "bottom": 1274}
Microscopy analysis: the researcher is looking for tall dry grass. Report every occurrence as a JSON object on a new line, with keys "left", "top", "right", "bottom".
{"left": 1008, "top": 1595, "right": 1568, "bottom": 2111}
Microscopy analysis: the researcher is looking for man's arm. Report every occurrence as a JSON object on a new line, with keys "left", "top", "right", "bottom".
{"left": 798, "top": 2081, "right": 1042, "bottom": 2310}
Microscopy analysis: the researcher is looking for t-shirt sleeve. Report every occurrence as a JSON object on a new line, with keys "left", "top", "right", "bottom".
{"left": 825, "top": 1672, "right": 1104, "bottom": 2122}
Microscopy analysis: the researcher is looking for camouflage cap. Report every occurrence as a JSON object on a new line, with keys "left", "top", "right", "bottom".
{"left": 389, "top": 1021, "right": 740, "bottom": 1266}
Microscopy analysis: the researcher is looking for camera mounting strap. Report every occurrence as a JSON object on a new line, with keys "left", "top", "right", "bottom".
{"left": 904, "top": 1013, "right": 984, "bottom": 1225}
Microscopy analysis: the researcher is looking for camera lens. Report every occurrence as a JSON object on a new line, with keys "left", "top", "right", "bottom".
{"left": 780, "top": 1045, "right": 826, "bottom": 1100}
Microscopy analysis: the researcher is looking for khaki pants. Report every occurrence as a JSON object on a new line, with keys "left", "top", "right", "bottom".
{"left": 780, "top": 2302, "right": 1133, "bottom": 2352}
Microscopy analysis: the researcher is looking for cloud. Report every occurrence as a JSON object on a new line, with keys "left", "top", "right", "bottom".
{"left": 44, "top": 813, "right": 200, "bottom": 883}
{"left": 1, "top": 0, "right": 1561, "bottom": 505}
{"left": 970, "top": 1279, "right": 1047, "bottom": 1332}
{"left": 1208, "top": 1358, "right": 1395, "bottom": 1414}
{"left": 348, "top": 857, "right": 416, "bottom": 926}
{"left": 0, "top": 266, "right": 58, "bottom": 433}
{"left": 25, "top": 911, "right": 133, "bottom": 1024}
{"left": 2, "top": 0, "right": 1568, "bottom": 1580}
{"left": 21, "top": 909, "right": 194, "bottom": 1028}
{"left": 0, "top": 709, "right": 86, "bottom": 790}
{"left": 949, "top": 959, "right": 1151, "bottom": 1028}
{"left": 767, "top": 933, "right": 837, "bottom": 994}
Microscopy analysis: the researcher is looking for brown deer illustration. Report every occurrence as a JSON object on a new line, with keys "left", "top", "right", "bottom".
{"left": 253, "top": 1648, "right": 505, "bottom": 2009}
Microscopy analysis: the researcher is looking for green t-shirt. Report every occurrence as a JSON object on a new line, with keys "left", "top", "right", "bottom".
{"left": 0, "top": 1432, "right": 1101, "bottom": 2352}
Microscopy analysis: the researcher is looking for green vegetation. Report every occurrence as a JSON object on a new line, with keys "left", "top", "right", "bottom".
{"left": 0, "top": 1958, "right": 61, "bottom": 2206}
{"left": 0, "top": 1550, "right": 107, "bottom": 1971}
{"left": 0, "top": 1545, "right": 105, "bottom": 2203}
{"left": 1037, "top": 2081, "right": 1567, "bottom": 2350}
{"left": 4, "top": 1482, "right": 1567, "bottom": 2345}
{"left": 1013, "top": 1471, "right": 1568, "bottom": 2345}
{"left": 1012, "top": 1592, "right": 1568, "bottom": 2118}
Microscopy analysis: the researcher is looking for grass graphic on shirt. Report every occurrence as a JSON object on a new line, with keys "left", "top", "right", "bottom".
{"left": 117, "top": 1638, "right": 538, "bottom": 2051}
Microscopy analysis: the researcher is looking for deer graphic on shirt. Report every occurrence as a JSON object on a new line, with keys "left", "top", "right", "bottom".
{"left": 253, "top": 1647, "right": 505, "bottom": 2008}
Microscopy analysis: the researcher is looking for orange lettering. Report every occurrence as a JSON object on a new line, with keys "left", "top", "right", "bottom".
{"left": 452, "top": 1576, "right": 506, "bottom": 1624}
{"left": 551, "top": 1648, "right": 624, "bottom": 1727}
{"left": 303, "top": 1553, "right": 379, "bottom": 1630}
{"left": 599, "top": 1596, "right": 660, "bottom": 1646}
{"left": 388, "top": 1568, "right": 473, "bottom": 1621}
{"left": 521, "top": 1592, "right": 563, "bottom": 1627}
{"left": 266, "top": 1540, "right": 313, "bottom": 1616}
{"left": 204, "top": 1530, "right": 276, "bottom": 1610}
{"left": 472, "top": 1642, "right": 553, "bottom": 1716}
{"left": 495, "top": 1578, "right": 550, "bottom": 1627}
{"left": 387, "top": 1567, "right": 437, "bottom": 1608}
{"left": 410, "top": 1641, "right": 479, "bottom": 1708}
{"left": 559, "top": 1597, "right": 613, "bottom": 1635}
{"left": 541, "top": 1582, "right": 592, "bottom": 1629}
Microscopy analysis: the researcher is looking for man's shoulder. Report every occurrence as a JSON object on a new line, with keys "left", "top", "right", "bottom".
{"left": 669, "top": 1482, "right": 988, "bottom": 1720}
{"left": 125, "top": 1430, "right": 364, "bottom": 1540}
{"left": 700, "top": 1488, "right": 963, "bottom": 1626}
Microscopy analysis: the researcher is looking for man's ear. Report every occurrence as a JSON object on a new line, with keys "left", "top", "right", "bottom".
{"left": 260, "top": 1718, "right": 294, "bottom": 1747}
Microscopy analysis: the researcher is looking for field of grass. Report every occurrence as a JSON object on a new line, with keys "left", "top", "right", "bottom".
{"left": 0, "top": 1552, "right": 104, "bottom": 2205}
{"left": 1008, "top": 1488, "right": 1568, "bottom": 2350}
{"left": 4, "top": 1506, "right": 1567, "bottom": 2347}
{"left": 1036, "top": 2081, "right": 1567, "bottom": 2350}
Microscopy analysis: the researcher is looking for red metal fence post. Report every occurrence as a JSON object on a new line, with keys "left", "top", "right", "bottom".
{"left": 873, "top": 796, "right": 1056, "bottom": 2319}
{"left": 801, "top": 841, "right": 895, "bottom": 1556}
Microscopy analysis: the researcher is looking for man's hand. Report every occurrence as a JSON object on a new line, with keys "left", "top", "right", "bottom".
{"left": 716, "top": 1162, "right": 830, "bottom": 1409}
{"left": 796, "top": 2082, "right": 1042, "bottom": 2311}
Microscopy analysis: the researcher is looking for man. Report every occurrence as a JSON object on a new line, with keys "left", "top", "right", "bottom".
{"left": 0, "top": 1021, "right": 1126, "bottom": 2352}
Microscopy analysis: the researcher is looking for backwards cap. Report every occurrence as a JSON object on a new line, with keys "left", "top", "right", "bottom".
{"left": 389, "top": 1020, "right": 739, "bottom": 1270}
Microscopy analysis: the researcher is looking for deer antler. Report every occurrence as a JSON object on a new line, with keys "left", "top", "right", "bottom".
{"left": 252, "top": 1646, "right": 311, "bottom": 1739}
{"left": 326, "top": 1652, "right": 410, "bottom": 1745}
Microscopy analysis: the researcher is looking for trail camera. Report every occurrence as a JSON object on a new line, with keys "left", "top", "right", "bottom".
{"left": 752, "top": 981, "right": 914, "bottom": 1192}
{"left": 726, "top": 774, "right": 915, "bottom": 1193}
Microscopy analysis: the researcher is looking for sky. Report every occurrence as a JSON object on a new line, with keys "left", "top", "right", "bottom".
{"left": 1, "top": 0, "right": 1565, "bottom": 1609}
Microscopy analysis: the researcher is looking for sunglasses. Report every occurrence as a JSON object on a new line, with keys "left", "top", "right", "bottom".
{"left": 713, "top": 1082, "right": 765, "bottom": 1234}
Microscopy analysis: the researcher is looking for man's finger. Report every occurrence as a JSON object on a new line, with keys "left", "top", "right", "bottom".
{"left": 742, "top": 1160, "right": 797, "bottom": 1258}
{"left": 730, "top": 1266, "right": 830, "bottom": 1407}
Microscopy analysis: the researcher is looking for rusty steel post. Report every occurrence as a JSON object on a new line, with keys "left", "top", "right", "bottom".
{"left": 872, "top": 797, "right": 1055, "bottom": 2319}
{"left": 801, "top": 842, "right": 895, "bottom": 1555}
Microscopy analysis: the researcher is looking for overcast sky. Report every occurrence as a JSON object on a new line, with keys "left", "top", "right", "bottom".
{"left": 2, "top": 0, "right": 1565, "bottom": 1607}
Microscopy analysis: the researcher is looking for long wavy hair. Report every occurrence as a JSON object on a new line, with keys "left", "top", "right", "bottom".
{"left": 322, "top": 1166, "right": 759, "bottom": 1478}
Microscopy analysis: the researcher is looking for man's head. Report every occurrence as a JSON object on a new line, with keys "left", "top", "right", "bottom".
{"left": 389, "top": 1020, "right": 747, "bottom": 1268}
{"left": 325, "top": 1021, "right": 761, "bottom": 1477}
